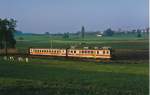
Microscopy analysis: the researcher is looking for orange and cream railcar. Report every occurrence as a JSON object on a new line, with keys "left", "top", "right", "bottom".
{"left": 29, "top": 48, "right": 66, "bottom": 56}
{"left": 67, "top": 49, "right": 111, "bottom": 59}
{"left": 29, "top": 48, "right": 111, "bottom": 59}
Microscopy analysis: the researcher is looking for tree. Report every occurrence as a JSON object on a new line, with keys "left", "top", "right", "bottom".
{"left": 137, "top": 29, "right": 142, "bottom": 37}
{"left": 81, "top": 26, "right": 85, "bottom": 38}
{"left": 0, "top": 18, "right": 17, "bottom": 53}
{"left": 103, "top": 28, "right": 114, "bottom": 36}
{"left": 18, "top": 37, "right": 24, "bottom": 40}
{"left": 63, "top": 32, "right": 69, "bottom": 39}
{"left": 45, "top": 32, "right": 50, "bottom": 35}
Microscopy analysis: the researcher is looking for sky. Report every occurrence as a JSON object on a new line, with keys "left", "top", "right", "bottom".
{"left": 0, "top": 0, "right": 149, "bottom": 33}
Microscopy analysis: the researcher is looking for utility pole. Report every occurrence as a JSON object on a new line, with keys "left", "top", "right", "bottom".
{"left": 51, "top": 40, "right": 53, "bottom": 48}
{"left": 50, "top": 33, "right": 53, "bottom": 48}
{"left": 5, "top": 30, "right": 8, "bottom": 56}
{"left": 81, "top": 26, "right": 85, "bottom": 39}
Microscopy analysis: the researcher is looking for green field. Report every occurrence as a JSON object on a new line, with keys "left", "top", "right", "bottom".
{"left": 0, "top": 58, "right": 149, "bottom": 95}
{"left": 15, "top": 34, "right": 149, "bottom": 60}
{"left": 15, "top": 34, "right": 149, "bottom": 51}
{"left": 0, "top": 34, "right": 149, "bottom": 95}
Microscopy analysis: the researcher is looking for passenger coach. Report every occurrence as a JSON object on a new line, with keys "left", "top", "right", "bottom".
{"left": 29, "top": 47, "right": 111, "bottom": 59}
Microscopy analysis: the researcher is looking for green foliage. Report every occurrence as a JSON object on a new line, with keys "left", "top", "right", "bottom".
{"left": 0, "top": 18, "right": 17, "bottom": 49}
{"left": 137, "top": 29, "right": 142, "bottom": 37}
{"left": 63, "top": 32, "right": 69, "bottom": 39}
{"left": 18, "top": 37, "right": 24, "bottom": 40}
{"left": 45, "top": 32, "right": 50, "bottom": 35}
{"left": 103, "top": 28, "right": 114, "bottom": 36}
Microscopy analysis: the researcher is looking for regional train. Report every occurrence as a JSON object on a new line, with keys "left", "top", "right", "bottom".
{"left": 29, "top": 47, "right": 112, "bottom": 59}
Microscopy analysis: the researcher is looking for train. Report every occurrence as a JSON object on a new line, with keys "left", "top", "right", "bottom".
{"left": 29, "top": 47, "right": 112, "bottom": 59}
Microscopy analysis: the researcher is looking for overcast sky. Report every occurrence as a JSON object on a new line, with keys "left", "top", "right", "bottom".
{"left": 0, "top": 0, "right": 148, "bottom": 33}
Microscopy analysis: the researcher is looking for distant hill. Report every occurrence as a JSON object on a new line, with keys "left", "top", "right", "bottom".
{"left": 14, "top": 31, "right": 36, "bottom": 36}
{"left": 14, "top": 30, "right": 23, "bottom": 35}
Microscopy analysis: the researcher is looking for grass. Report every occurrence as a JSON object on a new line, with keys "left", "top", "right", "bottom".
{"left": 0, "top": 58, "right": 149, "bottom": 95}
{"left": 15, "top": 35, "right": 149, "bottom": 53}
{"left": 0, "top": 34, "right": 148, "bottom": 95}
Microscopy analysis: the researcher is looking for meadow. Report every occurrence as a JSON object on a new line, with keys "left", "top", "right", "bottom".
{"left": 0, "top": 34, "right": 149, "bottom": 95}
{"left": 0, "top": 58, "right": 149, "bottom": 95}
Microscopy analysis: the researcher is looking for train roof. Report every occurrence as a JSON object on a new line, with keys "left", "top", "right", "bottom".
{"left": 29, "top": 47, "right": 112, "bottom": 50}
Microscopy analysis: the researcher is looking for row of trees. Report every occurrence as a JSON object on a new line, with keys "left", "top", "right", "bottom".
{"left": 0, "top": 18, "right": 16, "bottom": 49}
{"left": 62, "top": 26, "right": 85, "bottom": 39}
{"left": 62, "top": 27, "right": 114, "bottom": 39}
{"left": 44, "top": 26, "right": 149, "bottom": 39}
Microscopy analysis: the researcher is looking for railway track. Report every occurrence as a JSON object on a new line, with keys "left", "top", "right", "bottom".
{"left": 0, "top": 53, "right": 111, "bottom": 63}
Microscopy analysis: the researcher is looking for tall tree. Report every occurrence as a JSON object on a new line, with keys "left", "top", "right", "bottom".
{"left": 81, "top": 26, "right": 85, "bottom": 39}
{"left": 63, "top": 32, "right": 69, "bottom": 39}
{"left": 103, "top": 28, "right": 114, "bottom": 36}
{"left": 137, "top": 29, "right": 142, "bottom": 37}
{"left": 0, "top": 18, "right": 17, "bottom": 54}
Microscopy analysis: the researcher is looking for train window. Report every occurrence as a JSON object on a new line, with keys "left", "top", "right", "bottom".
{"left": 79, "top": 51, "right": 81, "bottom": 54}
{"left": 71, "top": 51, "right": 73, "bottom": 53}
{"left": 91, "top": 51, "right": 93, "bottom": 54}
{"left": 97, "top": 51, "right": 99, "bottom": 54}
{"left": 103, "top": 51, "right": 105, "bottom": 54}
{"left": 82, "top": 51, "right": 84, "bottom": 54}
{"left": 74, "top": 51, "right": 76, "bottom": 53}
{"left": 107, "top": 51, "right": 109, "bottom": 54}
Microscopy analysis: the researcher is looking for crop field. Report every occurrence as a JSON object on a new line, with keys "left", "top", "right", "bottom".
{"left": 15, "top": 34, "right": 149, "bottom": 60}
{"left": 0, "top": 34, "right": 149, "bottom": 95}
{"left": 0, "top": 58, "right": 149, "bottom": 95}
